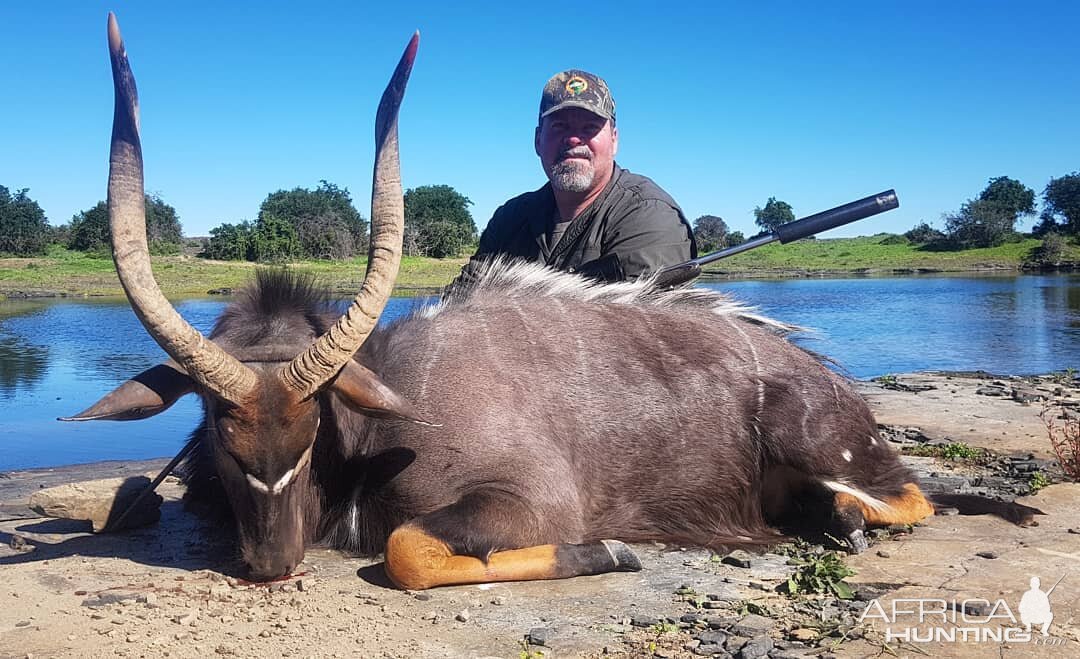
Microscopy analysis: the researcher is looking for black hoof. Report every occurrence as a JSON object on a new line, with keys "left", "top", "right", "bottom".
{"left": 847, "top": 529, "right": 869, "bottom": 554}
{"left": 602, "top": 540, "right": 643, "bottom": 571}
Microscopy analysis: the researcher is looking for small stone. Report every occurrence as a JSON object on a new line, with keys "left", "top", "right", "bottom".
{"left": 9, "top": 535, "right": 28, "bottom": 551}
{"left": 295, "top": 580, "right": 305, "bottom": 592}
{"left": 454, "top": 609, "right": 470, "bottom": 622}
{"left": 936, "top": 507, "right": 960, "bottom": 516}
{"left": 958, "top": 600, "right": 992, "bottom": 617}
{"left": 259, "top": 630, "right": 272, "bottom": 638}
{"left": 681, "top": 613, "right": 705, "bottom": 624}
{"left": 731, "top": 614, "right": 774, "bottom": 637}
{"left": 721, "top": 550, "right": 754, "bottom": 568}
{"left": 526, "top": 627, "right": 550, "bottom": 646}
{"left": 1068, "top": 528, "right": 1080, "bottom": 535}
{"left": 15, "top": 620, "right": 31, "bottom": 627}
{"left": 140, "top": 593, "right": 158, "bottom": 606}
{"left": 976, "top": 550, "right": 998, "bottom": 559}
{"left": 790, "top": 628, "right": 819, "bottom": 642}
{"left": 126, "top": 635, "right": 139, "bottom": 643}
{"left": 876, "top": 550, "right": 891, "bottom": 558}
{"left": 653, "top": 649, "right": 676, "bottom": 658}
{"left": 413, "top": 593, "right": 431, "bottom": 601}
{"left": 491, "top": 596, "right": 506, "bottom": 605}
{"left": 738, "top": 635, "right": 773, "bottom": 658}
{"left": 631, "top": 616, "right": 660, "bottom": 628}
{"left": 707, "top": 616, "right": 737, "bottom": 629}
{"left": 696, "top": 630, "right": 728, "bottom": 646}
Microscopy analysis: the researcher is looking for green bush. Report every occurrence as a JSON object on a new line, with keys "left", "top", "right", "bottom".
{"left": 0, "top": 186, "right": 51, "bottom": 256}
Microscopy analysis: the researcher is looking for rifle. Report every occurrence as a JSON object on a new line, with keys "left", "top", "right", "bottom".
{"left": 651, "top": 189, "right": 900, "bottom": 289}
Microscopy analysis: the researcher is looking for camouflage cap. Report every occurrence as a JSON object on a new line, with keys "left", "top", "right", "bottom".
{"left": 539, "top": 70, "right": 616, "bottom": 123}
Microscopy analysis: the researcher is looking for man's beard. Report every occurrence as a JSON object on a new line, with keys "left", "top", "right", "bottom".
{"left": 549, "top": 148, "right": 595, "bottom": 193}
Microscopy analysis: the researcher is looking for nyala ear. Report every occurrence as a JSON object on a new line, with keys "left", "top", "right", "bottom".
{"left": 60, "top": 362, "right": 194, "bottom": 422}
{"left": 330, "top": 361, "right": 436, "bottom": 426}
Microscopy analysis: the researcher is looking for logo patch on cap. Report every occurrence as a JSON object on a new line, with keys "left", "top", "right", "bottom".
{"left": 565, "top": 76, "right": 588, "bottom": 96}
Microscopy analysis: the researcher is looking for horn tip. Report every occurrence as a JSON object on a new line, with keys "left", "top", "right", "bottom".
{"left": 107, "top": 13, "right": 124, "bottom": 58}
{"left": 404, "top": 31, "right": 419, "bottom": 63}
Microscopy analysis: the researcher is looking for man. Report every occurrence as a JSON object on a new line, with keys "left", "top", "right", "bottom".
{"left": 450, "top": 69, "right": 695, "bottom": 291}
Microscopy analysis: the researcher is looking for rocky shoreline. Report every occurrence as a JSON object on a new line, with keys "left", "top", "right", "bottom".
{"left": 1, "top": 371, "right": 1077, "bottom": 658}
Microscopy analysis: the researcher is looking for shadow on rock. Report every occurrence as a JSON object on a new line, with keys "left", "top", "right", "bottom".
{"left": 0, "top": 500, "right": 243, "bottom": 575}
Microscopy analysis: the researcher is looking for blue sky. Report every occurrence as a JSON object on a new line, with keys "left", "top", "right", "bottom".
{"left": 3, "top": 1, "right": 1078, "bottom": 241}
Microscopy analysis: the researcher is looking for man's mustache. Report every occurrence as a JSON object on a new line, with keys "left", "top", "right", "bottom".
{"left": 557, "top": 146, "right": 593, "bottom": 162}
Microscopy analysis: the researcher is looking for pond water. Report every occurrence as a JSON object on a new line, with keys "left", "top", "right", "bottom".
{"left": 1, "top": 273, "right": 1078, "bottom": 470}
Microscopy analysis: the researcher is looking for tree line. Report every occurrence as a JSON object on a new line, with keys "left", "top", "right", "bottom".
{"left": 0, "top": 186, "right": 185, "bottom": 257}
{"left": 4, "top": 172, "right": 1078, "bottom": 262}
{"left": 0, "top": 182, "right": 477, "bottom": 261}
{"left": 690, "top": 172, "right": 1080, "bottom": 262}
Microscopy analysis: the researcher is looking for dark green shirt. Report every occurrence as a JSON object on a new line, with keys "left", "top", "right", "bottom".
{"left": 450, "top": 164, "right": 696, "bottom": 291}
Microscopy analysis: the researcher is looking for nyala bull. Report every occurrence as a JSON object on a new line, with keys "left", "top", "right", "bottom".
{"left": 68, "top": 14, "right": 1039, "bottom": 589}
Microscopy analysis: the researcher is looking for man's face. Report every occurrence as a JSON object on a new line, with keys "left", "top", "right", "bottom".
{"left": 535, "top": 107, "right": 619, "bottom": 194}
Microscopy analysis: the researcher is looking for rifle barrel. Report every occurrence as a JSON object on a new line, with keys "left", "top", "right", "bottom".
{"left": 653, "top": 189, "right": 900, "bottom": 288}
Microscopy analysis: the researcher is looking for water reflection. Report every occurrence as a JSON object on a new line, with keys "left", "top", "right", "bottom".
{"left": 709, "top": 274, "right": 1080, "bottom": 379}
{"left": 1, "top": 274, "right": 1078, "bottom": 471}
{"left": 0, "top": 301, "right": 50, "bottom": 398}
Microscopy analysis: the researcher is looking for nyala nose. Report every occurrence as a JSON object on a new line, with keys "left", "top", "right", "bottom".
{"left": 246, "top": 557, "right": 293, "bottom": 582}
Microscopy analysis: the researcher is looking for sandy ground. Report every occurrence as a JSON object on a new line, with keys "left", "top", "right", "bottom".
{"left": 1, "top": 372, "right": 1077, "bottom": 659}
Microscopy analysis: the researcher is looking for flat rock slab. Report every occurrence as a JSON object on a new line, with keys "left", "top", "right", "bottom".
{"left": 841, "top": 483, "right": 1080, "bottom": 657}
{"left": 855, "top": 372, "right": 1071, "bottom": 458}
{"left": 29, "top": 475, "right": 163, "bottom": 532}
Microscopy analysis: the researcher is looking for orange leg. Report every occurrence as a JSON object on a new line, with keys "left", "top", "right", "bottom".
{"left": 383, "top": 524, "right": 641, "bottom": 590}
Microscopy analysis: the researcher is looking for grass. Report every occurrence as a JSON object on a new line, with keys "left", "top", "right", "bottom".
{"left": 902, "top": 441, "right": 984, "bottom": 461}
{"left": 0, "top": 245, "right": 468, "bottom": 298}
{"left": 2, "top": 233, "right": 1077, "bottom": 298}
{"left": 702, "top": 234, "right": 1080, "bottom": 277}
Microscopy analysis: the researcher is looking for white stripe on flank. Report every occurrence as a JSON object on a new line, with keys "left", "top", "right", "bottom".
{"left": 823, "top": 480, "right": 892, "bottom": 513}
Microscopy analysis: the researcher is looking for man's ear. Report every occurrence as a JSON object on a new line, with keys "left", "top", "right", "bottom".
{"left": 60, "top": 362, "right": 194, "bottom": 422}
{"left": 329, "top": 361, "right": 435, "bottom": 426}
{"left": 534, "top": 124, "right": 543, "bottom": 158}
{"left": 610, "top": 123, "right": 619, "bottom": 156}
